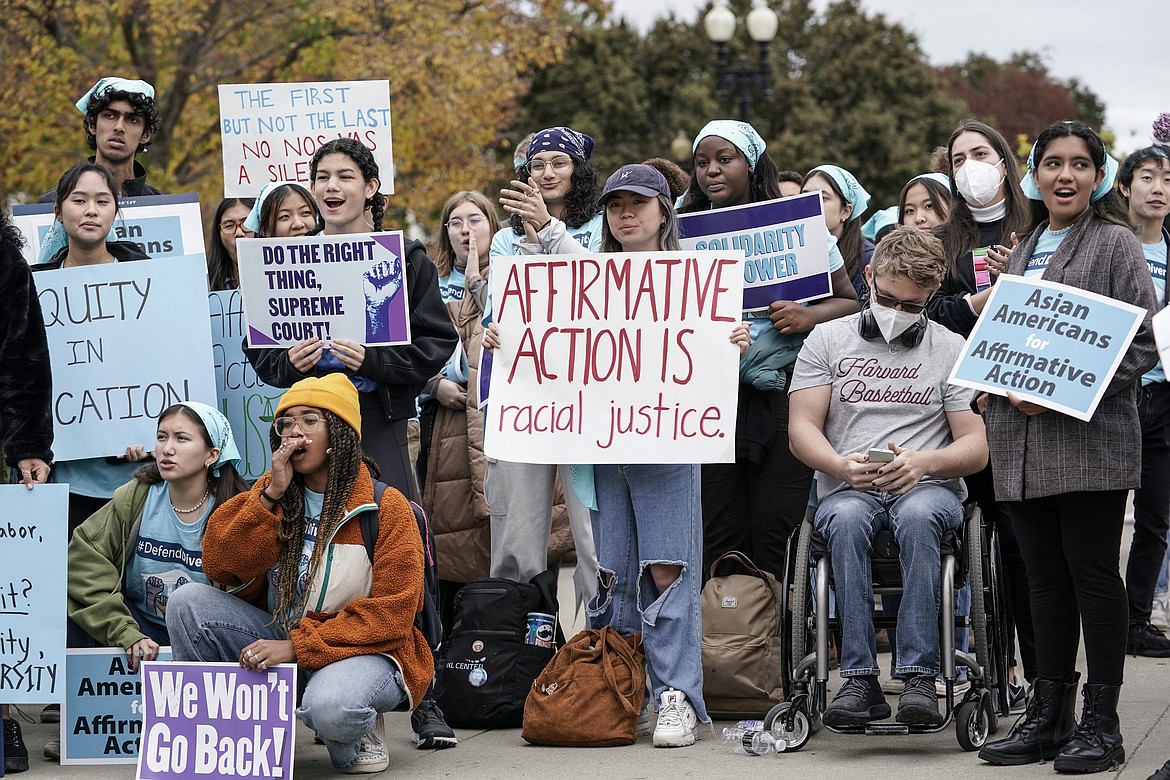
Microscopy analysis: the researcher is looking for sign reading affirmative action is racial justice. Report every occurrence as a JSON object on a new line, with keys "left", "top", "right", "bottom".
{"left": 63, "top": 648, "right": 173, "bottom": 765}
{"left": 237, "top": 232, "right": 411, "bottom": 348}
{"left": 137, "top": 661, "right": 296, "bottom": 780}
{"left": 949, "top": 275, "right": 1147, "bottom": 421}
{"left": 209, "top": 291, "right": 282, "bottom": 481}
{"left": 12, "top": 193, "right": 206, "bottom": 266}
{"left": 0, "top": 484, "right": 68, "bottom": 705}
{"left": 485, "top": 251, "right": 743, "bottom": 463}
{"left": 678, "top": 192, "right": 832, "bottom": 310}
{"left": 37, "top": 255, "right": 217, "bottom": 460}
{"left": 219, "top": 80, "right": 393, "bottom": 197}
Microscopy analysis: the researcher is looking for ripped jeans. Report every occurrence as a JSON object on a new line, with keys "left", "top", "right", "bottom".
{"left": 586, "top": 464, "right": 708, "bottom": 723}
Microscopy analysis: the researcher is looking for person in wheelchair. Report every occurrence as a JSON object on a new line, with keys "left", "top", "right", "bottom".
{"left": 788, "top": 226, "right": 988, "bottom": 728}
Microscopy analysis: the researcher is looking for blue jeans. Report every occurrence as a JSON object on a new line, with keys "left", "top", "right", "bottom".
{"left": 815, "top": 485, "right": 963, "bottom": 678}
{"left": 586, "top": 464, "right": 709, "bottom": 723}
{"left": 166, "top": 583, "right": 408, "bottom": 770}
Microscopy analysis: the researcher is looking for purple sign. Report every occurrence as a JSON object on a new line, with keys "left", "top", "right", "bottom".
{"left": 136, "top": 661, "right": 296, "bottom": 780}
{"left": 237, "top": 231, "right": 412, "bottom": 348}
{"left": 678, "top": 193, "right": 832, "bottom": 310}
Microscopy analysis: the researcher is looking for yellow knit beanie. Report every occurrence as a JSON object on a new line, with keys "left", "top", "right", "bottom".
{"left": 274, "top": 374, "right": 362, "bottom": 439}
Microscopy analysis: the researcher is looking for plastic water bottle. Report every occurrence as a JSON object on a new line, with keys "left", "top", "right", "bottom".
{"left": 721, "top": 728, "right": 777, "bottom": 755}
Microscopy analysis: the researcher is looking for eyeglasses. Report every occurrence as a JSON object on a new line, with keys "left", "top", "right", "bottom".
{"left": 527, "top": 157, "right": 573, "bottom": 174}
{"left": 446, "top": 215, "right": 486, "bottom": 231}
{"left": 871, "top": 282, "right": 932, "bottom": 315}
{"left": 219, "top": 219, "right": 251, "bottom": 235}
{"left": 274, "top": 414, "right": 324, "bottom": 435}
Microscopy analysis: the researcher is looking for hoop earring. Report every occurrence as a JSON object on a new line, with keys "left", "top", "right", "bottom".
{"left": 326, "top": 447, "right": 333, "bottom": 456}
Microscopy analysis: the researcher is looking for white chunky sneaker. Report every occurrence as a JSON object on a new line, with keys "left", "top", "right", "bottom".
{"left": 652, "top": 689, "right": 698, "bottom": 748}
{"left": 346, "top": 713, "right": 389, "bottom": 774}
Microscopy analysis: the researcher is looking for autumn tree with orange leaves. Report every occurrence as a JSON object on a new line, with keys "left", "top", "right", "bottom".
{"left": 0, "top": 0, "right": 601, "bottom": 223}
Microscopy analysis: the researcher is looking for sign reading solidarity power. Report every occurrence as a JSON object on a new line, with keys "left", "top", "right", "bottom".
{"left": 237, "top": 232, "right": 411, "bottom": 348}
{"left": 678, "top": 192, "right": 832, "bottom": 310}
{"left": 949, "top": 275, "right": 1147, "bottom": 421}
{"left": 219, "top": 79, "right": 394, "bottom": 197}
{"left": 485, "top": 250, "right": 743, "bottom": 463}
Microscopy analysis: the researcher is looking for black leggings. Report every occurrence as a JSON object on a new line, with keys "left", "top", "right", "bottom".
{"left": 1006, "top": 490, "right": 1128, "bottom": 686}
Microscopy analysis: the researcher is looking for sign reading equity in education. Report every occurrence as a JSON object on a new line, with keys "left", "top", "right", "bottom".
{"left": 209, "top": 291, "right": 283, "bottom": 481}
{"left": 12, "top": 193, "right": 205, "bottom": 266}
{"left": 949, "top": 276, "right": 1147, "bottom": 421}
{"left": 62, "top": 648, "right": 173, "bottom": 765}
{"left": 37, "top": 255, "right": 218, "bottom": 460}
{"left": 237, "top": 232, "right": 411, "bottom": 348}
{"left": 485, "top": 251, "right": 743, "bottom": 463}
{"left": 0, "top": 484, "right": 68, "bottom": 705}
{"left": 219, "top": 79, "right": 394, "bottom": 197}
{"left": 137, "top": 661, "right": 296, "bottom": 780}
{"left": 678, "top": 192, "right": 832, "bottom": 310}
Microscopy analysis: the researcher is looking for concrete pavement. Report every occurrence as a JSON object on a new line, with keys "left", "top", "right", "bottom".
{"left": 8, "top": 525, "right": 1169, "bottom": 779}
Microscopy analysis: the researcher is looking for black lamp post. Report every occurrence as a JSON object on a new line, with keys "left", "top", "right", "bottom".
{"left": 704, "top": 0, "right": 779, "bottom": 124}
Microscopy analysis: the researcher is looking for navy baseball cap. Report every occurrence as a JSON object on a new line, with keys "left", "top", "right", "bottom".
{"left": 599, "top": 164, "right": 670, "bottom": 205}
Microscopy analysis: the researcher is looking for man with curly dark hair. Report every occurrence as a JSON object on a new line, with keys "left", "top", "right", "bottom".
{"left": 37, "top": 76, "right": 164, "bottom": 202}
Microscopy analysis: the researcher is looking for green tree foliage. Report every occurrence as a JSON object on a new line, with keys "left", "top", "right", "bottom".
{"left": 512, "top": 0, "right": 969, "bottom": 208}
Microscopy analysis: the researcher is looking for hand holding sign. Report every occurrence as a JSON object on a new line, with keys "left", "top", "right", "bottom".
{"left": 16, "top": 458, "right": 51, "bottom": 488}
{"left": 768, "top": 299, "right": 817, "bottom": 334}
{"left": 288, "top": 338, "right": 325, "bottom": 373}
{"left": 328, "top": 338, "right": 366, "bottom": 371}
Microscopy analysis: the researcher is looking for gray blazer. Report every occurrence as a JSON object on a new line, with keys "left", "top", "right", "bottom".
{"left": 984, "top": 213, "right": 1158, "bottom": 502}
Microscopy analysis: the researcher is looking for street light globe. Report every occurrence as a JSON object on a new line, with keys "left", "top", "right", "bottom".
{"left": 746, "top": 0, "right": 779, "bottom": 43}
{"left": 704, "top": 0, "right": 736, "bottom": 43}
{"left": 670, "top": 131, "right": 693, "bottom": 162}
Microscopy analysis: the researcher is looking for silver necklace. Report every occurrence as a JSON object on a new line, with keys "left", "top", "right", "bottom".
{"left": 171, "top": 486, "right": 210, "bottom": 514}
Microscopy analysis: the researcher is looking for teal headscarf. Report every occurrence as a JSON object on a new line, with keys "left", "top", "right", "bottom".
{"left": 176, "top": 401, "right": 242, "bottom": 477}
{"left": 807, "top": 164, "right": 871, "bottom": 220}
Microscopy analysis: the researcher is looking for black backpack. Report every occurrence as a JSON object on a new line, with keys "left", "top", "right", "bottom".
{"left": 434, "top": 568, "right": 563, "bottom": 728}
{"left": 358, "top": 481, "right": 443, "bottom": 653}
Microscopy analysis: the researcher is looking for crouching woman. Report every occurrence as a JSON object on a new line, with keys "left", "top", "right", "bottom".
{"left": 166, "top": 374, "right": 433, "bottom": 774}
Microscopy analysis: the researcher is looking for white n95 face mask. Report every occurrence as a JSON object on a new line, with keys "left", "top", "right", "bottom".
{"left": 955, "top": 158, "right": 1005, "bottom": 207}
{"left": 871, "top": 302, "right": 922, "bottom": 343}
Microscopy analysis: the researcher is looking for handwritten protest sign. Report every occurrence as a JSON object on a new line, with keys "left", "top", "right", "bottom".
{"left": 485, "top": 251, "right": 743, "bottom": 463}
{"left": 219, "top": 80, "right": 393, "bottom": 197}
{"left": 137, "top": 661, "right": 296, "bottom": 780}
{"left": 0, "top": 484, "right": 68, "bottom": 704}
{"left": 209, "top": 291, "right": 283, "bottom": 480}
{"left": 678, "top": 192, "right": 831, "bottom": 310}
{"left": 949, "top": 276, "right": 1146, "bottom": 421}
{"left": 13, "top": 193, "right": 206, "bottom": 266}
{"left": 62, "top": 648, "right": 173, "bottom": 765}
{"left": 237, "top": 232, "right": 410, "bottom": 348}
{"left": 37, "top": 255, "right": 218, "bottom": 460}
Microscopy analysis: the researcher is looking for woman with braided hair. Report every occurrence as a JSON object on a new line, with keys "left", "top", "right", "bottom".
{"left": 167, "top": 374, "right": 433, "bottom": 774}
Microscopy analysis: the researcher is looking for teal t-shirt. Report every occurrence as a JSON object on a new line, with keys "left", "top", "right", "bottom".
{"left": 1024, "top": 228, "right": 1068, "bottom": 278}
{"left": 124, "top": 482, "right": 214, "bottom": 627}
{"left": 1142, "top": 238, "right": 1167, "bottom": 385}
{"left": 54, "top": 458, "right": 139, "bottom": 499}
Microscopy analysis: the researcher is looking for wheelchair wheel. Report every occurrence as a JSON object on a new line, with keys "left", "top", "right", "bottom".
{"left": 967, "top": 509, "right": 990, "bottom": 675}
{"left": 955, "top": 693, "right": 992, "bottom": 751}
{"left": 790, "top": 521, "right": 814, "bottom": 677}
{"left": 764, "top": 701, "right": 813, "bottom": 752}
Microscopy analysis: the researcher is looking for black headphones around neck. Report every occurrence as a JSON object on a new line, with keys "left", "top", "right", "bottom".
{"left": 857, "top": 304, "right": 926, "bottom": 348}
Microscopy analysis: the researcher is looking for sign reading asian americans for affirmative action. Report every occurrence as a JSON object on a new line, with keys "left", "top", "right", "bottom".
{"left": 678, "top": 192, "right": 832, "bottom": 310}
{"left": 237, "top": 232, "right": 411, "bottom": 348}
{"left": 36, "top": 256, "right": 217, "bottom": 461}
{"left": 948, "top": 275, "right": 1147, "bottom": 421}
{"left": 219, "top": 80, "right": 393, "bottom": 197}
{"left": 485, "top": 251, "right": 744, "bottom": 464}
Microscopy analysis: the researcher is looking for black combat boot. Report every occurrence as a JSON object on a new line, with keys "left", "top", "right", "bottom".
{"left": 977, "top": 674, "right": 1079, "bottom": 765}
{"left": 1054, "top": 683, "right": 1124, "bottom": 774}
